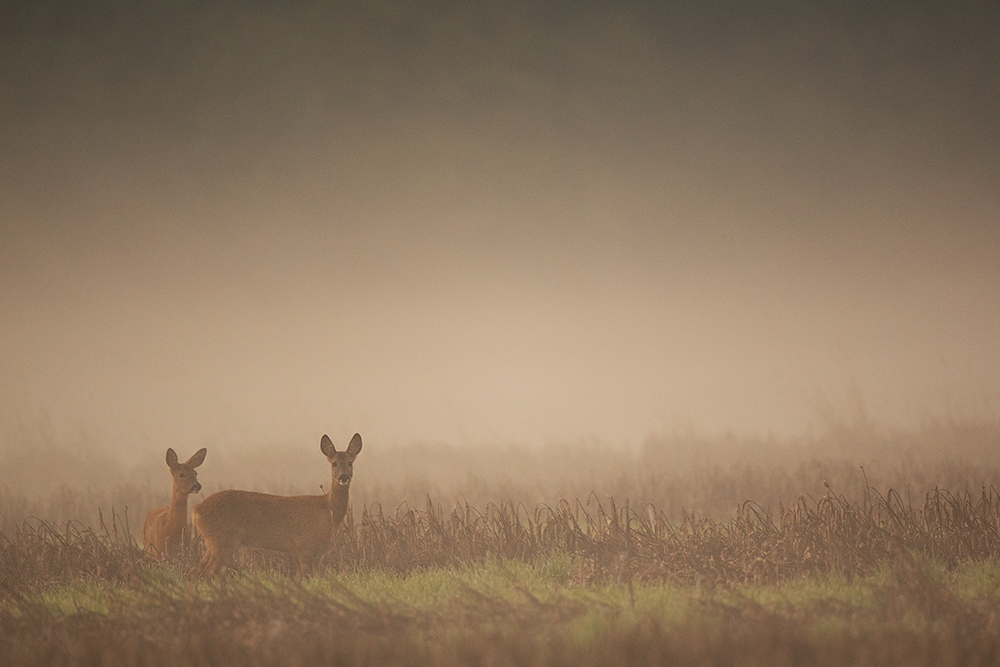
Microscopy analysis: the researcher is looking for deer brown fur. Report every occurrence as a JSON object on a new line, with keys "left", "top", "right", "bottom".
{"left": 188, "top": 433, "right": 361, "bottom": 580}
{"left": 142, "top": 447, "right": 207, "bottom": 557}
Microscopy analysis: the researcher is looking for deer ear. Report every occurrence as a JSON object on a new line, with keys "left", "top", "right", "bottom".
{"left": 346, "top": 433, "right": 362, "bottom": 459}
{"left": 166, "top": 448, "right": 179, "bottom": 469}
{"left": 320, "top": 434, "right": 336, "bottom": 458}
{"left": 187, "top": 448, "right": 207, "bottom": 468}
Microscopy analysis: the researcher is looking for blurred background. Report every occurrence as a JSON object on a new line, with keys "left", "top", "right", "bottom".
{"left": 1, "top": 1, "right": 998, "bottom": 520}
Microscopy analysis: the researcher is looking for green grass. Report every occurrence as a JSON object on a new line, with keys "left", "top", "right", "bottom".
{"left": 7, "top": 554, "right": 1000, "bottom": 666}
{"left": 7, "top": 475, "right": 1000, "bottom": 665}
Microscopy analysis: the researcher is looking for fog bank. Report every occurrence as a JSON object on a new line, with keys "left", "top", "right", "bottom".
{"left": 2, "top": 1, "right": 998, "bottom": 457}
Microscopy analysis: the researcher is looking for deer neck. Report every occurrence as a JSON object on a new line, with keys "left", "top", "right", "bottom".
{"left": 326, "top": 475, "right": 350, "bottom": 524}
{"left": 168, "top": 489, "right": 190, "bottom": 527}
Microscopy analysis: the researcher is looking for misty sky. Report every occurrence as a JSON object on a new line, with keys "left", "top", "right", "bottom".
{"left": 1, "top": 0, "right": 999, "bottom": 455}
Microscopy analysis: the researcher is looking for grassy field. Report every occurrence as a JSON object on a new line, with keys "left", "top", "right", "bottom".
{"left": 4, "top": 478, "right": 1000, "bottom": 664}
{"left": 5, "top": 554, "right": 1000, "bottom": 666}
{"left": 3, "top": 418, "right": 1000, "bottom": 665}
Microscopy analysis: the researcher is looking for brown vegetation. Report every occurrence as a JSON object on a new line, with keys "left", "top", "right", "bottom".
{"left": 4, "top": 418, "right": 1000, "bottom": 530}
{"left": 3, "top": 420, "right": 1000, "bottom": 665}
{"left": 5, "top": 481, "right": 1000, "bottom": 590}
{"left": 3, "top": 482, "right": 1000, "bottom": 665}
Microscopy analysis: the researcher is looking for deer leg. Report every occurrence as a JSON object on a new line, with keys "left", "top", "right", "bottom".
{"left": 187, "top": 550, "right": 210, "bottom": 582}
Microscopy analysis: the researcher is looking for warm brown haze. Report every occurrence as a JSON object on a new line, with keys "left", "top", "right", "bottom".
{"left": 189, "top": 433, "right": 361, "bottom": 580}
{"left": 140, "top": 447, "right": 207, "bottom": 558}
{"left": 1, "top": 0, "right": 999, "bottom": 665}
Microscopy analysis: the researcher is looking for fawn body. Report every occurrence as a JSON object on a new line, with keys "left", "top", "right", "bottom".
{"left": 188, "top": 433, "right": 361, "bottom": 580}
{"left": 142, "top": 447, "right": 207, "bottom": 557}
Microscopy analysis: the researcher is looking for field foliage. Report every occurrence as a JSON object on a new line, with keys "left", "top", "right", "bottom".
{"left": 3, "top": 416, "right": 1000, "bottom": 665}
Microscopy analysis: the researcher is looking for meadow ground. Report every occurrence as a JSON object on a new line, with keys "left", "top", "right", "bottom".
{"left": 5, "top": 553, "right": 1000, "bottom": 666}
{"left": 3, "top": 417, "right": 1000, "bottom": 665}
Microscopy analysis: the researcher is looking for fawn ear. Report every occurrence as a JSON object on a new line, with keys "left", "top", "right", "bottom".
{"left": 346, "top": 433, "right": 362, "bottom": 459}
{"left": 166, "top": 448, "right": 179, "bottom": 469}
{"left": 187, "top": 448, "right": 207, "bottom": 468}
{"left": 320, "top": 434, "right": 336, "bottom": 458}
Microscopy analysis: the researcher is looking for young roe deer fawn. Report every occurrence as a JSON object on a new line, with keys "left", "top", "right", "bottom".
{"left": 142, "top": 447, "right": 207, "bottom": 557}
{"left": 188, "top": 433, "right": 362, "bottom": 580}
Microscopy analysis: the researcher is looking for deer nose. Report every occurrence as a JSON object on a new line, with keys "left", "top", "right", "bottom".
{"left": 193, "top": 482, "right": 202, "bottom": 493}
{"left": 338, "top": 474, "right": 351, "bottom": 485}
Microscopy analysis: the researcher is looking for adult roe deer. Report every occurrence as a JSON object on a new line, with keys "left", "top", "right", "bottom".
{"left": 188, "top": 433, "right": 362, "bottom": 580}
{"left": 142, "top": 447, "right": 207, "bottom": 557}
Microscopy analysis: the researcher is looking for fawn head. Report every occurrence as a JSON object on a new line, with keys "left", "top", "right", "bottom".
{"left": 320, "top": 433, "right": 362, "bottom": 486}
{"left": 166, "top": 447, "right": 207, "bottom": 495}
